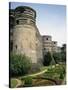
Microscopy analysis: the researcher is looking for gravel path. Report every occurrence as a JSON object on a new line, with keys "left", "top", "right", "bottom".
{"left": 15, "top": 79, "right": 22, "bottom": 88}
{"left": 22, "top": 69, "right": 48, "bottom": 78}
{"left": 13, "top": 68, "right": 48, "bottom": 87}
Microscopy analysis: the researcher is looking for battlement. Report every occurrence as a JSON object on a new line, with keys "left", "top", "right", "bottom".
{"left": 14, "top": 6, "right": 36, "bottom": 25}
{"left": 42, "top": 35, "right": 52, "bottom": 42}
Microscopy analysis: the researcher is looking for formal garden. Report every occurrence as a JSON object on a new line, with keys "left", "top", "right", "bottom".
{"left": 10, "top": 50, "right": 66, "bottom": 88}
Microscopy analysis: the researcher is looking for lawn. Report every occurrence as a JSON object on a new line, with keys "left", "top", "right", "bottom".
{"left": 11, "top": 79, "right": 18, "bottom": 88}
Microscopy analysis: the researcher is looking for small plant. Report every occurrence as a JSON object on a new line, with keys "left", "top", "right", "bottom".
{"left": 59, "top": 72, "right": 64, "bottom": 79}
{"left": 62, "top": 67, "right": 66, "bottom": 74}
{"left": 24, "top": 77, "right": 33, "bottom": 87}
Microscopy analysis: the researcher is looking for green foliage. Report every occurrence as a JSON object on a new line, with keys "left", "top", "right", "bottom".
{"left": 63, "top": 67, "right": 66, "bottom": 74}
{"left": 10, "top": 54, "right": 32, "bottom": 77}
{"left": 24, "top": 77, "right": 32, "bottom": 87}
{"left": 59, "top": 72, "right": 64, "bottom": 79}
{"left": 43, "top": 64, "right": 66, "bottom": 80}
{"left": 61, "top": 52, "right": 66, "bottom": 63}
{"left": 43, "top": 52, "right": 53, "bottom": 66}
{"left": 53, "top": 53, "right": 61, "bottom": 63}
{"left": 11, "top": 79, "right": 18, "bottom": 88}
{"left": 61, "top": 44, "right": 66, "bottom": 63}
{"left": 53, "top": 51, "right": 66, "bottom": 64}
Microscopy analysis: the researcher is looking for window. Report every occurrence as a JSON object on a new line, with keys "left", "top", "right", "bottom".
{"left": 54, "top": 42, "right": 56, "bottom": 44}
{"left": 44, "top": 48, "right": 46, "bottom": 50}
{"left": 46, "top": 38, "right": 48, "bottom": 40}
{"left": 15, "top": 45, "right": 17, "bottom": 50}
{"left": 16, "top": 20, "right": 19, "bottom": 24}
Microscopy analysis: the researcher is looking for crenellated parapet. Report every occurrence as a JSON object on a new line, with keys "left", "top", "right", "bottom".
{"left": 14, "top": 6, "right": 36, "bottom": 26}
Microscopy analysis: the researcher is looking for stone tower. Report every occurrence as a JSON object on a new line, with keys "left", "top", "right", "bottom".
{"left": 13, "top": 6, "right": 43, "bottom": 64}
{"left": 42, "top": 35, "right": 52, "bottom": 55}
{"left": 52, "top": 41, "right": 57, "bottom": 53}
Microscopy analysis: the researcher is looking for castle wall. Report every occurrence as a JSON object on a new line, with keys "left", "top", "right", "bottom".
{"left": 35, "top": 27, "right": 43, "bottom": 64}
{"left": 51, "top": 41, "right": 57, "bottom": 53}
{"left": 10, "top": 6, "right": 61, "bottom": 65}
{"left": 42, "top": 35, "right": 59, "bottom": 55}
{"left": 13, "top": 25, "right": 38, "bottom": 63}
{"left": 12, "top": 6, "right": 43, "bottom": 64}
{"left": 42, "top": 35, "right": 52, "bottom": 55}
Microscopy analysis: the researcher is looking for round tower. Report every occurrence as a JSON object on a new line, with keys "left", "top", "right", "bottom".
{"left": 52, "top": 41, "right": 57, "bottom": 52}
{"left": 13, "top": 6, "right": 43, "bottom": 64}
{"left": 14, "top": 6, "right": 36, "bottom": 26}
{"left": 42, "top": 35, "right": 52, "bottom": 54}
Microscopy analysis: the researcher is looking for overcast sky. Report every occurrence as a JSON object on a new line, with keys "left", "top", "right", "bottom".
{"left": 10, "top": 2, "right": 66, "bottom": 47}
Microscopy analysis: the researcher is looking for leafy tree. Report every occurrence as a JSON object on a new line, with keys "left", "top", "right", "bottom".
{"left": 61, "top": 52, "right": 66, "bottom": 63}
{"left": 53, "top": 53, "right": 61, "bottom": 63}
{"left": 10, "top": 54, "right": 32, "bottom": 77}
{"left": 61, "top": 44, "right": 66, "bottom": 63}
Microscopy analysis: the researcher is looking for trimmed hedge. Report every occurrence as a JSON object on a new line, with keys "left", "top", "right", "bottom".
{"left": 23, "top": 77, "right": 33, "bottom": 87}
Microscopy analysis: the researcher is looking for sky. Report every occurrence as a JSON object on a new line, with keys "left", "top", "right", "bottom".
{"left": 10, "top": 2, "right": 66, "bottom": 47}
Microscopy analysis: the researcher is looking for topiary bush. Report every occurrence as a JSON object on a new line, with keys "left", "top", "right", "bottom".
{"left": 59, "top": 72, "right": 64, "bottom": 79}
{"left": 24, "top": 77, "right": 33, "bottom": 87}
{"left": 43, "top": 52, "right": 53, "bottom": 66}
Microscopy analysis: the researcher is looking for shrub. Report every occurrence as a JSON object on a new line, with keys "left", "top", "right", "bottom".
{"left": 24, "top": 77, "right": 32, "bottom": 87}
{"left": 43, "top": 52, "right": 54, "bottom": 66}
{"left": 10, "top": 54, "right": 32, "bottom": 77}
{"left": 59, "top": 72, "right": 64, "bottom": 79}
{"left": 63, "top": 67, "right": 66, "bottom": 74}
{"left": 61, "top": 52, "right": 66, "bottom": 63}
{"left": 53, "top": 53, "right": 61, "bottom": 63}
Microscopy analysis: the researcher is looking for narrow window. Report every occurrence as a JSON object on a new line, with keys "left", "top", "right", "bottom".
{"left": 54, "top": 42, "right": 56, "bottom": 44}
{"left": 44, "top": 48, "right": 46, "bottom": 50}
{"left": 46, "top": 38, "right": 48, "bottom": 40}
{"left": 16, "top": 20, "right": 19, "bottom": 24}
{"left": 15, "top": 45, "right": 17, "bottom": 50}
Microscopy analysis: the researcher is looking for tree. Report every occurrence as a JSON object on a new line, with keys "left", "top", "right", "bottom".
{"left": 61, "top": 44, "right": 66, "bottom": 63}
{"left": 59, "top": 72, "right": 64, "bottom": 79}
{"left": 53, "top": 52, "right": 61, "bottom": 63}
{"left": 10, "top": 54, "right": 32, "bottom": 77}
{"left": 43, "top": 52, "right": 53, "bottom": 66}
